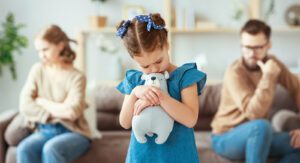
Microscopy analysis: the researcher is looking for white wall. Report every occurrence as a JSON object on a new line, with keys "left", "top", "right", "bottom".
{"left": 0, "top": 0, "right": 163, "bottom": 112}
{"left": 0, "top": 0, "right": 106, "bottom": 112}
{"left": 1, "top": 0, "right": 300, "bottom": 113}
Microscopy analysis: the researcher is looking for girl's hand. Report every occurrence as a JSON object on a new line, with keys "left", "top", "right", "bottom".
{"left": 133, "top": 99, "right": 152, "bottom": 116}
{"left": 290, "top": 129, "right": 300, "bottom": 149}
{"left": 132, "top": 86, "right": 161, "bottom": 105}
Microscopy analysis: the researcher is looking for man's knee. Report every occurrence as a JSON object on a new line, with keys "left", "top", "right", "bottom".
{"left": 252, "top": 119, "right": 273, "bottom": 136}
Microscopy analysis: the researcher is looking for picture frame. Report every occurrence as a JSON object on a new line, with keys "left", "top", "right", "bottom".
{"left": 123, "top": 5, "right": 145, "bottom": 20}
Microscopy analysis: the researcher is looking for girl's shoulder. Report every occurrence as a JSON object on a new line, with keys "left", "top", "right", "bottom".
{"left": 116, "top": 69, "right": 144, "bottom": 94}
{"left": 170, "top": 62, "right": 206, "bottom": 81}
{"left": 170, "top": 62, "right": 207, "bottom": 95}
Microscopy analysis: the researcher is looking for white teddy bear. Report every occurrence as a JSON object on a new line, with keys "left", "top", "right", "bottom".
{"left": 132, "top": 71, "right": 174, "bottom": 144}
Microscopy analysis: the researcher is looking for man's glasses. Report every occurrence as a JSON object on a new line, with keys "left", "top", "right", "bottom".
{"left": 241, "top": 41, "right": 269, "bottom": 53}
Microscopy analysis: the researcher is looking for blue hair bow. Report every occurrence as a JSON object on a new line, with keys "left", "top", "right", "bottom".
{"left": 116, "top": 20, "right": 131, "bottom": 38}
{"left": 135, "top": 14, "right": 165, "bottom": 31}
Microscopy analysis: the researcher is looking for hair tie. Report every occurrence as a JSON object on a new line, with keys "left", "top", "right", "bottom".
{"left": 116, "top": 20, "right": 131, "bottom": 38}
{"left": 135, "top": 14, "right": 165, "bottom": 31}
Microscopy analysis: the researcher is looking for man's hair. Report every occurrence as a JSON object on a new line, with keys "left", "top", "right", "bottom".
{"left": 240, "top": 19, "right": 271, "bottom": 40}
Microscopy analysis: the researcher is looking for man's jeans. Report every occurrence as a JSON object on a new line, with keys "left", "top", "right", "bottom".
{"left": 17, "top": 123, "right": 90, "bottom": 163}
{"left": 212, "top": 119, "right": 300, "bottom": 163}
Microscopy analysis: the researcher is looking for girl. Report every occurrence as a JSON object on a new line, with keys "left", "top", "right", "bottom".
{"left": 17, "top": 25, "right": 91, "bottom": 163}
{"left": 116, "top": 13, "right": 207, "bottom": 163}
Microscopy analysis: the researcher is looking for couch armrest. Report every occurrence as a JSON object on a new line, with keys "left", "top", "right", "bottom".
{"left": 85, "top": 82, "right": 104, "bottom": 139}
{"left": 0, "top": 110, "right": 18, "bottom": 163}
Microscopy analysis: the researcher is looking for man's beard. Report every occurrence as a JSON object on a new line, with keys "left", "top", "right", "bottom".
{"left": 242, "top": 55, "right": 269, "bottom": 71}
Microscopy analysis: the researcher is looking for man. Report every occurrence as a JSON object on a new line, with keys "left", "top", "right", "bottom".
{"left": 211, "top": 19, "right": 300, "bottom": 163}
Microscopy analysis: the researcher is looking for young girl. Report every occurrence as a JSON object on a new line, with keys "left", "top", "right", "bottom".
{"left": 17, "top": 25, "right": 91, "bottom": 163}
{"left": 116, "top": 13, "right": 207, "bottom": 163}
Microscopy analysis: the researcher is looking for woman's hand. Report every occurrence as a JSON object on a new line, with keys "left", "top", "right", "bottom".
{"left": 132, "top": 86, "right": 161, "bottom": 105}
{"left": 290, "top": 129, "right": 300, "bottom": 149}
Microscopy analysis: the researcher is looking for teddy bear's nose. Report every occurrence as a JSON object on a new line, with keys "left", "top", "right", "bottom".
{"left": 151, "top": 77, "right": 156, "bottom": 81}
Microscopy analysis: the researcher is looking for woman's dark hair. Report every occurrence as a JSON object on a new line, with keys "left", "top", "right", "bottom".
{"left": 37, "top": 25, "right": 76, "bottom": 64}
{"left": 116, "top": 13, "right": 168, "bottom": 57}
{"left": 240, "top": 19, "right": 271, "bottom": 40}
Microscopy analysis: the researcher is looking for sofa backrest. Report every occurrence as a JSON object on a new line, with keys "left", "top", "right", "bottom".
{"left": 94, "top": 83, "right": 298, "bottom": 131}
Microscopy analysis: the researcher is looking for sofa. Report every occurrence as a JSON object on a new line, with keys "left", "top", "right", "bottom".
{"left": 0, "top": 82, "right": 298, "bottom": 163}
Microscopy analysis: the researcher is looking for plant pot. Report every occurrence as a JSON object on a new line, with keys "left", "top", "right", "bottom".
{"left": 90, "top": 16, "right": 107, "bottom": 28}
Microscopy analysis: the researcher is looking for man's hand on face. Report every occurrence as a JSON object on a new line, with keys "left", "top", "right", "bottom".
{"left": 257, "top": 59, "right": 281, "bottom": 77}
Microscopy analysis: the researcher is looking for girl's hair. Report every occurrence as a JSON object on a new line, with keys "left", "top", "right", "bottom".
{"left": 116, "top": 13, "right": 168, "bottom": 57}
{"left": 37, "top": 25, "right": 76, "bottom": 64}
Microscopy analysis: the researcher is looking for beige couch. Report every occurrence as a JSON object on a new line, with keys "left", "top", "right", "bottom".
{"left": 0, "top": 82, "right": 298, "bottom": 163}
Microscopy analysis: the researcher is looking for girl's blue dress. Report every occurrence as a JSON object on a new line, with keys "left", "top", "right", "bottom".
{"left": 117, "top": 63, "right": 207, "bottom": 163}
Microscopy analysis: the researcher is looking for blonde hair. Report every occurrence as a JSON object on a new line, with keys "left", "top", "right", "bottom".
{"left": 37, "top": 25, "right": 76, "bottom": 64}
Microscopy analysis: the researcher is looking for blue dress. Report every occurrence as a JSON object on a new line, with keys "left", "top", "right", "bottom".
{"left": 117, "top": 63, "right": 207, "bottom": 163}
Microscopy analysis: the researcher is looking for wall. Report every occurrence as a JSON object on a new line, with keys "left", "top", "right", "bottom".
{"left": 0, "top": 0, "right": 300, "bottom": 113}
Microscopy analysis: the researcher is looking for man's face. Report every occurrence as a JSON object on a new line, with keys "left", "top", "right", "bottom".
{"left": 240, "top": 32, "right": 271, "bottom": 69}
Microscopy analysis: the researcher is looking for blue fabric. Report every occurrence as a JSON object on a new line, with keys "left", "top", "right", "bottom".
{"left": 17, "top": 123, "right": 90, "bottom": 163}
{"left": 116, "top": 20, "right": 131, "bottom": 38}
{"left": 212, "top": 120, "right": 300, "bottom": 163}
{"left": 117, "top": 63, "right": 207, "bottom": 163}
{"left": 135, "top": 14, "right": 165, "bottom": 31}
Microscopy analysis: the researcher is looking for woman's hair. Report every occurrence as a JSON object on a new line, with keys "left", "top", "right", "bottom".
{"left": 240, "top": 19, "right": 271, "bottom": 40}
{"left": 37, "top": 25, "right": 76, "bottom": 64}
{"left": 116, "top": 13, "right": 168, "bottom": 58}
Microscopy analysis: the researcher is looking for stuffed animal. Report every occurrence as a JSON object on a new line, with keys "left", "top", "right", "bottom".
{"left": 132, "top": 71, "right": 174, "bottom": 144}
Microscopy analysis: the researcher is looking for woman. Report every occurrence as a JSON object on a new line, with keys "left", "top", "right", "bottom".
{"left": 17, "top": 25, "right": 91, "bottom": 163}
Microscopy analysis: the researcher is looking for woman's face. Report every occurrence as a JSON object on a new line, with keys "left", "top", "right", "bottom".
{"left": 133, "top": 45, "right": 170, "bottom": 74}
{"left": 34, "top": 38, "right": 64, "bottom": 64}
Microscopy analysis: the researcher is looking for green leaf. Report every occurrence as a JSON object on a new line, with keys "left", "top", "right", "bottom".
{"left": 0, "top": 12, "right": 28, "bottom": 80}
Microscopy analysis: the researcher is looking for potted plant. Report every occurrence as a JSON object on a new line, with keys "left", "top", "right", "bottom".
{"left": 90, "top": 0, "right": 108, "bottom": 28}
{"left": 0, "top": 12, "right": 28, "bottom": 80}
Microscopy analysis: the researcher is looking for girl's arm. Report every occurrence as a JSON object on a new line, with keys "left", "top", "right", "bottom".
{"left": 119, "top": 85, "right": 159, "bottom": 129}
{"left": 158, "top": 84, "right": 199, "bottom": 128}
{"left": 119, "top": 93, "right": 137, "bottom": 129}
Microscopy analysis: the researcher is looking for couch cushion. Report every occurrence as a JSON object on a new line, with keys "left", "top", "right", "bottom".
{"left": 97, "top": 112, "right": 124, "bottom": 131}
{"left": 268, "top": 85, "right": 298, "bottom": 119}
{"left": 95, "top": 85, "right": 124, "bottom": 114}
{"left": 199, "top": 83, "right": 222, "bottom": 116}
{"left": 4, "top": 114, "right": 31, "bottom": 146}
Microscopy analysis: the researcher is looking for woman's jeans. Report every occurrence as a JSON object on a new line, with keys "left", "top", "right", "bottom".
{"left": 17, "top": 123, "right": 90, "bottom": 163}
{"left": 212, "top": 119, "right": 300, "bottom": 163}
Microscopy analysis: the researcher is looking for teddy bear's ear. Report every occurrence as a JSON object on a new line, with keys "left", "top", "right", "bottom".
{"left": 141, "top": 74, "right": 146, "bottom": 80}
{"left": 164, "top": 71, "right": 169, "bottom": 79}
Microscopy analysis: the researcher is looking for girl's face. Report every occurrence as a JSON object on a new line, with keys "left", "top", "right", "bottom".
{"left": 133, "top": 45, "right": 170, "bottom": 74}
{"left": 34, "top": 38, "right": 64, "bottom": 65}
